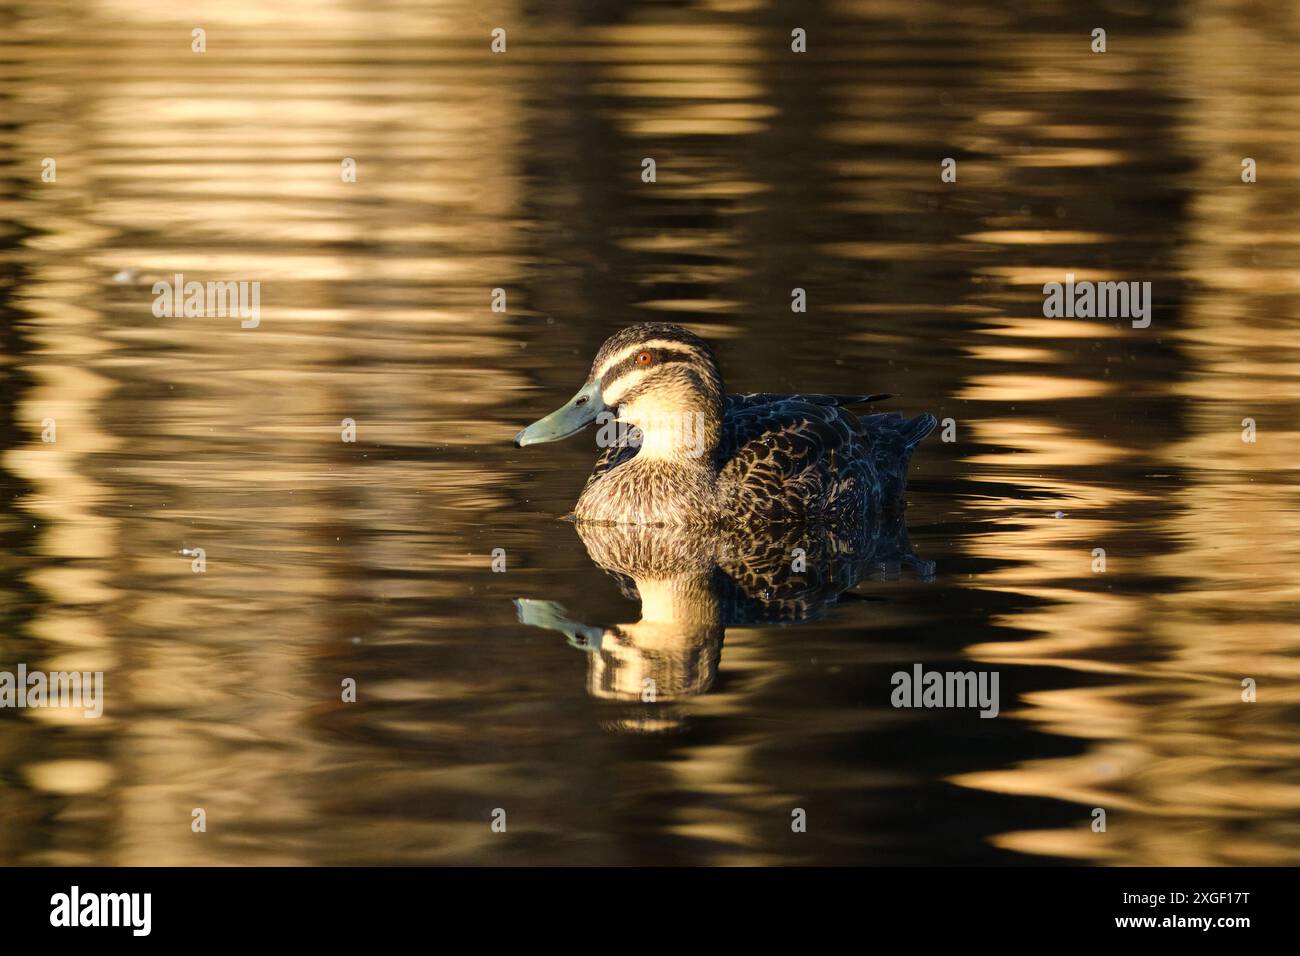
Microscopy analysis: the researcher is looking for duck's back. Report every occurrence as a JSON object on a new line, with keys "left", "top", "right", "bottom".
{"left": 716, "top": 393, "right": 935, "bottom": 526}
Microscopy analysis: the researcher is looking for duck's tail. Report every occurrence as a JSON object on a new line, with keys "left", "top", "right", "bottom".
{"left": 859, "top": 411, "right": 937, "bottom": 500}
{"left": 900, "top": 412, "right": 939, "bottom": 451}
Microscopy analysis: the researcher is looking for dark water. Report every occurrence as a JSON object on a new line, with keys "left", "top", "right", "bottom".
{"left": 1, "top": 1, "right": 1298, "bottom": 865}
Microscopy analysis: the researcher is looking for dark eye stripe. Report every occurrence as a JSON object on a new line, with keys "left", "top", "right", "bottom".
{"left": 600, "top": 348, "right": 696, "bottom": 390}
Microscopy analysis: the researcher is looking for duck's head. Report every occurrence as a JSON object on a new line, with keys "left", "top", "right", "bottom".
{"left": 514, "top": 322, "right": 725, "bottom": 459}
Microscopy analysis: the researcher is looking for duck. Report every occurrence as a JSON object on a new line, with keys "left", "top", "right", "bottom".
{"left": 514, "top": 322, "right": 936, "bottom": 528}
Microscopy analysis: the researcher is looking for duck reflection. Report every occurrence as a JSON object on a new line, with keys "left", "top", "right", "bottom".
{"left": 516, "top": 508, "right": 931, "bottom": 733}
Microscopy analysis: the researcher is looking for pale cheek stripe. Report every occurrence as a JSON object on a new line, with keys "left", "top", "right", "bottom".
{"left": 600, "top": 368, "right": 649, "bottom": 406}
{"left": 594, "top": 339, "right": 706, "bottom": 380}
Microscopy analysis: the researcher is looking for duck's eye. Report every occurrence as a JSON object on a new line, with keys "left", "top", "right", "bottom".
{"left": 635, "top": 351, "right": 654, "bottom": 366}
{"left": 575, "top": 395, "right": 589, "bottom": 407}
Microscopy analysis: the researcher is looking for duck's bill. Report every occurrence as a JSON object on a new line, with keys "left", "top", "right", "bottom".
{"left": 514, "top": 381, "right": 606, "bottom": 447}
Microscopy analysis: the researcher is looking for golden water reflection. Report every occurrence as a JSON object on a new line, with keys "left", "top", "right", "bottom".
{"left": 0, "top": 0, "right": 1296, "bottom": 865}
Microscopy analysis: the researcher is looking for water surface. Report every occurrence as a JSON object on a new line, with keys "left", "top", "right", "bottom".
{"left": 1, "top": 0, "right": 1298, "bottom": 865}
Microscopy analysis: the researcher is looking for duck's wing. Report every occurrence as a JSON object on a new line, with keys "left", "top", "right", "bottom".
{"left": 718, "top": 395, "right": 936, "bottom": 524}
{"left": 717, "top": 396, "right": 867, "bottom": 524}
